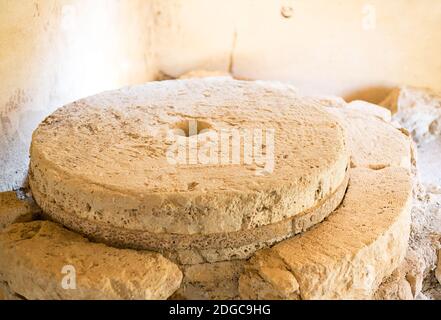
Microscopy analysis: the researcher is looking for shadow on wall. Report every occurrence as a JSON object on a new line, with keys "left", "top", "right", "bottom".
{"left": 344, "top": 86, "right": 395, "bottom": 105}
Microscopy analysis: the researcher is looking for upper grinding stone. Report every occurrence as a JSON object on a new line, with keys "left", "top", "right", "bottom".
{"left": 29, "top": 78, "right": 348, "bottom": 235}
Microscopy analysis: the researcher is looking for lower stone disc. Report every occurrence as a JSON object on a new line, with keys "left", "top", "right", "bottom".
{"left": 36, "top": 172, "right": 349, "bottom": 263}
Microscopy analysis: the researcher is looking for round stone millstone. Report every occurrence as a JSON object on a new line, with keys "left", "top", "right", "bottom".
{"left": 29, "top": 78, "right": 349, "bottom": 249}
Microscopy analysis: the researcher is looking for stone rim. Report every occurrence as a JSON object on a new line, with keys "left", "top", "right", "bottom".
{"left": 33, "top": 172, "right": 349, "bottom": 252}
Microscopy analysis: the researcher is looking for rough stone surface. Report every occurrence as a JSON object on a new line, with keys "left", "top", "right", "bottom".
{"left": 0, "top": 221, "right": 182, "bottom": 300}
{"left": 0, "top": 281, "right": 23, "bottom": 300}
{"left": 0, "top": 191, "right": 40, "bottom": 230}
{"left": 375, "top": 268, "right": 414, "bottom": 300}
{"left": 377, "top": 182, "right": 438, "bottom": 300}
{"left": 375, "top": 249, "right": 425, "bottom": 300}
{"left": 40, "top": 172, "right": 348, "bottom": 264}
{"left": 330, "top": 95, "right": 425, "bottom": 300}
{"left": 239, "top": 167, "right": 413, "bottom": 300}
{"left": 419, "top": 271, "right": 441, "bottom": 300}
{"left": 163, "top": 173, "right": 345, "bottom": 263}
{"left": 326, "top": 107, "right": 411, "bottom": 170}
{"left": 378, "top": 87, "right": 441, "bottom": 300}
{"left": 381, "top": 86, "right": 441, "bottom": 144}
{"left": 29, "top": 78, "right": 348, "bottom": 241}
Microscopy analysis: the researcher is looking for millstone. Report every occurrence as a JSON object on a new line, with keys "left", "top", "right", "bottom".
{"left": 29, "top": 78, "right": 349, "bottom": 252}
{"left": 0, "top": 79, "right": 415, "bottom": 300}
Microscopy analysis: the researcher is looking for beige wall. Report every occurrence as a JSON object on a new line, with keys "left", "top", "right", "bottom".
{"left": 1, "top": 0, "right": 441, "bottom": 191}
{"left": 0, "top": 0, "right": 157, "bottom": 191}
{"left": 155, "top": 0, "right": 441, "bottom": 101}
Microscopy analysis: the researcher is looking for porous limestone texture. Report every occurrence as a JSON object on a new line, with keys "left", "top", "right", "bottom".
{"left": 0, "top": 221, "right": 182, "bottom": 300}
{"left": 374, "top": 268, "right": 414, "bottom": 300}
{"left": 374, "top": 178, "right": 430, "bottom": 300}
{"left": 169, "top": 100, "right": 382, "bottom": 299}
{"left": 37, "top": 172, "right": 347, "bottom": 265}
{"left": 0, "top": 191, "right": 40, "bottom": 230}
{"left": 172, "top": 100, "right": 413, "bottom": 299}
{"left": 375, "top": 250, "right": 425, "bottom": 300}
{"left": 29, "top": 78, "right": 348, "bottom": 243}
{"left": 326, "top": 107, "right": 411, "bottom": 170}
{"left": 320, "top": 97, "right": 418, "bottom": 300}
{"left": 160, "top": 173, "right": 348, "bottom": 264}
{"left": 239, "top": 167, "right": 413, "bottom": 300}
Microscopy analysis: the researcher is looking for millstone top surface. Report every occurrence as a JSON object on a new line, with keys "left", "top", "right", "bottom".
{"left": 30, "top": 78, "right": 348, "bottom": 235}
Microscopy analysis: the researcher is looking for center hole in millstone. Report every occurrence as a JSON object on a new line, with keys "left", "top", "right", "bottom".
{"left": 172, "top": 119, "right": 213, "bottom": 137}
